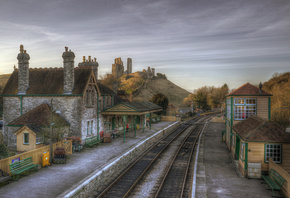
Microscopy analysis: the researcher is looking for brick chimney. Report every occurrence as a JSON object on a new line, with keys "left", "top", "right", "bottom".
{"left": 17, "top": 45, "right": 30, "bottom": 94}
{"left": 62, "top": 46, "right": 75, "bottom": 94}
{"left": 78, "top": 55, "right": 99, "bottom": 80}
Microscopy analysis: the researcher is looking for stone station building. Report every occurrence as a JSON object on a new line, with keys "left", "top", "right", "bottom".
{"left": 2, "top": 45, "right": 116, "bottom": 150}
{"left": 2, "top": 45, "right": 163, "bottom": 150}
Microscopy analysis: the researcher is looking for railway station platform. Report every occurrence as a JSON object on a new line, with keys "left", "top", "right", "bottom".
{"left": 195, "top": 121, "right": 272, "bottom": 198}
{"left": 0, "top": 121, "right": 177, "bottom": 198}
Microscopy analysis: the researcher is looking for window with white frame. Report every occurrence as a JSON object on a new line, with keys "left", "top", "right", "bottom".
{"left": 265, "top": 144, "right": 282, "bottom": 163}
{"left": 91, "top": 120, "right": 93, "bottom": 134}
{"left": 234, "top": 98, "right": 256, "bottom": 120}
{"left": 36, "top": 135, "right": 44, "bottom": 144}
{"left": 23, "top": 133, "right": 29, "bottom": 144}
{"left": 240, "top": 143, "right": 244, "bottom": 161}
{"left": 87, "top": 121, "right": 90, "bottom": 135}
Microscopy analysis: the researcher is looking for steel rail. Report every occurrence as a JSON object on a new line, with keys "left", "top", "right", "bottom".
{"left": 154, "top": 116, "right": 210, "bottom": 198}
{"left": 96, "top": 118, "right": 200, "bottom": 198}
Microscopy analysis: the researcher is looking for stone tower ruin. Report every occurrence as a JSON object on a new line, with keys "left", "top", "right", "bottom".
{"left": 62, "top": 46, "right": 75, "bottom": 94}
{"left": 78, "top": 55, "right": 99, "bottom": 80}
{"left": 17, "top": 45, "right": 30, "bottom": 94}
{"left": 112, "top": 57, "right": 124, "bottom": 79}
{"left": 127, "top": 58, "right": 132, "bottom": 74}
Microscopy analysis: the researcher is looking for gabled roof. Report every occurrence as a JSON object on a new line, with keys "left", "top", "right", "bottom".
{"left": 2, "top": 67, "right": 92, "bottom": 95}
{"left": 8, "top": 103, "right": 70, "bottom": 127}
{"left": 232, "top": 116, "right": 290, "bottom": 143}
{"left": 97, "top": 82, "right": 115, "bottom": 95}
{"left": 226, "top": 83, "right": 272, "bottom": 96}
{"left": 14, "top": 126, "right": 37, "bottom": 135}
{"left": 101, "top": 101, "right": 162, "bottom": 115}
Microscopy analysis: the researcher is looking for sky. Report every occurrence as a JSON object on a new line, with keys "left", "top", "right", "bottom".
{"left": 0, "top": 0, "right": 290, "bottom": 92}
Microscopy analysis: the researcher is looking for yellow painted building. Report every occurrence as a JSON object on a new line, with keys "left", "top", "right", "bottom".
{"left": 231, "top": 116, "right": 290, "bottom": 177}
{"left": 225, "top": 83, "right": 272, "bottom": 151}
{"left": 14, "top": 126, "right": 43, "bottom": 152}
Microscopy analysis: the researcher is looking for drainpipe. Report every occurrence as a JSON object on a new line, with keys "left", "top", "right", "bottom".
{"left": 97, "top": 95, "right": 100, "bottom": 141}
{"left": 230, "top": 97, "right": 234, "bottom": 150}
{"left": 19, "top": 95, "right": 23, "bottom": 115}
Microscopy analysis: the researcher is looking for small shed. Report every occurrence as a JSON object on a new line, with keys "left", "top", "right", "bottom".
{"left": 14, "top": 126, "right": 44, "bottom": 152}
{"left": 8, "top": 103, "right": 70, "bottom": 151}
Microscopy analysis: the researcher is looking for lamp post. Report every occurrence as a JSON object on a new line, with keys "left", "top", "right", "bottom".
{"left": 49, "top": 98, "right": 61, "bottom": 164}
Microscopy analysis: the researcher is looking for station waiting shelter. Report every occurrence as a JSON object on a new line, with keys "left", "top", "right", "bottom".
{"left": 101, "top": 101, "right": 163, "bottom": 142}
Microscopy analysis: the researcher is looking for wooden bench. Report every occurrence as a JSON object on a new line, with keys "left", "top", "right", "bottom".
{"left": 262, "top": 168, "right": 285, "bottom": 197}
{"left": 85, "top": 136, "right": 101, "bottom": 147}
{"left": 0, "top": 169, "right": 10, "bottom": 185}
{"left": 9, "top": 157, "right": 38, "bottom": 181}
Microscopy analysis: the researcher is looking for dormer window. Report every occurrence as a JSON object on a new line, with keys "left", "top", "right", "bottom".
{"left": 234, "top": 98, "right": 256, "bottom": 120}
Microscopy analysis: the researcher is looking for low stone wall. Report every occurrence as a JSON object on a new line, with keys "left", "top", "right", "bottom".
{"left": 61, "top": 121, "right": 180, "bottom": 198}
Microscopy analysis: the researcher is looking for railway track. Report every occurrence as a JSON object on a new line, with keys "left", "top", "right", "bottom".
{"left": 154, "top": 121, "right": 207, "bottom": 198}
{"left": 95, "top": 116, "right": 209, "bottom": 198}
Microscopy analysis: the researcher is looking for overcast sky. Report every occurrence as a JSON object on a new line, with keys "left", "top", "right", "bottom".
{"left": 0, "top": 0, "right": 289, "bottom": 92}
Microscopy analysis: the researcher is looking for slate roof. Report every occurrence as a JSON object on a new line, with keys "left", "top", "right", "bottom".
{"left": 226, "top": 83, "right": 272, "bottom": 96}
{"left": 2, "top": 67, "right": 116, "bottom": 96}
{"left": 8, "top": 103, "right": 70, "bottom": 127}
{"left": 2, "top": 68, "right": 91, "bottom": 95}
{"left": 121, "top": 101, "right": 163, "bottom": 112}
{"left": 232, "top": 116, "right": 290, "bottom": 143}
{"left": 97, "top": 82, "right": 115, "bottom": 95}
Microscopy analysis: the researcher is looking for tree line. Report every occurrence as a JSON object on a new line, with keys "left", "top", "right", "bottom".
{"left": 183, "top": 84, "right": 229, "bottom": 110}
{"left": 263, "top": 72, "right": 290, "bottom": 129}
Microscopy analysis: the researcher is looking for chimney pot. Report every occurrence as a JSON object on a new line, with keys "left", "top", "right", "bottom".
{"left": 20, "top": 45, "right": 24, "bottom": 53}
{"left": 83, "top": 56, "right": 86, "bottom": 62}
{"left": 65, "top": 46, "right": 68, "bottom": 52}
{"left": 94, "top": 58, "right": 97, "bottom": 62}
{"left": 88, "top": 56, "right": 91, "bottom": 62}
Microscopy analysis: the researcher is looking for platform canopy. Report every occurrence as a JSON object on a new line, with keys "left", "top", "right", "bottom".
{"left": 101, "top": 101, "right": 163, "bottom": 115}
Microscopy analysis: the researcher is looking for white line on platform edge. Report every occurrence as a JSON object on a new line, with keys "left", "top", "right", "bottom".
{"left": 191, "top": 120, "right": 208, "bottom": 198}
{"left": 63, "top": 121, "right": 179, "bottom": 198}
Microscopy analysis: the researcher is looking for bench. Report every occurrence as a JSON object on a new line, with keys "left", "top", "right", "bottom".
{"left": 85, "top": 135, "right": 101, "bottom": 147}
{"left": 0, "top": 169, "right": 10, "bottom": 185}
{"left": 262, "top": 168, "right": 285, "bottom": 197}
{"left": 9, "top": 157, "right": 38, "bottom": 181}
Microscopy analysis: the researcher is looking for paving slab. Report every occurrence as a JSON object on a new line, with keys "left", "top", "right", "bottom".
{"left": 196, "top": 121, "right": 272, "bottom": 198}
{"left": 0, "top": 121, "right": 174, "bottom": 198}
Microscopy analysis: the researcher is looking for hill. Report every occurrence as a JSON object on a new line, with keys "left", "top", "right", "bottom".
{"left": 133, "top": 78, "right": 189, "bottom": 105}
{"left": 263, "top": 72, "right": 290, "bottom": 128}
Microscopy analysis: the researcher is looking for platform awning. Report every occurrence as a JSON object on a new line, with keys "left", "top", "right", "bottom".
{"left": 101, "top": 101, "right": 162, "bottom": 116}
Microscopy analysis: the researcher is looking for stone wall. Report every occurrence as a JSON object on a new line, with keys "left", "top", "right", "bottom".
{"left": 60, "top": 121, "right": 180, "bottom": 198}
{"left": 3, "top": 96, "right": 103, "bottom": 149}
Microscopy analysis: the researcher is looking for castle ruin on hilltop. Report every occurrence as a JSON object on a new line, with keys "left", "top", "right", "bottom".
{"left": 111, "top": 57, "right": 155, "bottom": 79}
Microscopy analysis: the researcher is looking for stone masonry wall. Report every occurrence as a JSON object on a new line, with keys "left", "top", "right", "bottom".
{"left": 60, "top": 121, "right": 180, "bottom": 198}
{"left": 3, "top": 97, "right": 21, "bottom": 148}
{"left": 3, "top": 96, "right": 83, "bottom": 150}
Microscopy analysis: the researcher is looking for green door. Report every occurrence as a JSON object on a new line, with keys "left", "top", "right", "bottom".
{"left": 136, "top": 116, "right": 141, "bottom": 124}
{"left": 235, "top": 136, "right": 240, "bottom": 160}
{"left": 112, "top": 118, "right": 115, "bottom": 130}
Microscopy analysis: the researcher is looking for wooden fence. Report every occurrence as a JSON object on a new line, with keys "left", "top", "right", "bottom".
{"left": 269, "top": 158, "right": 290, "bottom": 198}
{"left": 0, "top": 139, "right": 72, "bottom": 174}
